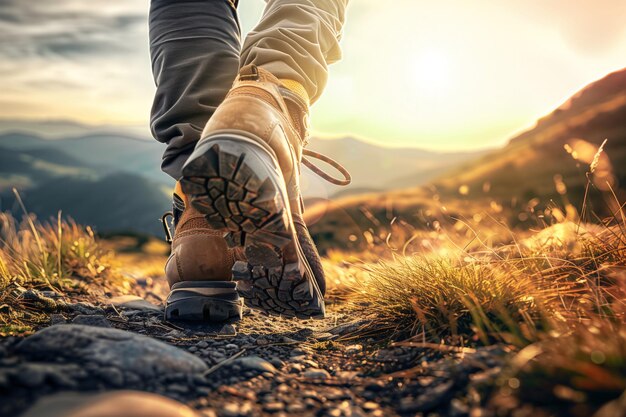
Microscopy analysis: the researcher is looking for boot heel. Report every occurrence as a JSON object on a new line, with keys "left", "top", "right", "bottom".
{"left": 181, "top": 134, "right": 290, "bottom": 238}
{"left": 181, "top": 134, "right": 325, "bottom": 319}
{"left": 165, "top": 281, "right": 243, "bottom": 323}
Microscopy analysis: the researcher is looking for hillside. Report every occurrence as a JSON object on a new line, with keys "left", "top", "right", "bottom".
{"left": 0, "top": 146, "right": 95, "bottom": 193}
{"left": 305, "top": 136, "right": 486, "bottom": 195}
{"left": 306, "top": 67, "right": 626, "bottom": 252}
{"left": 0, "top": 132, "right": 168, "bottom": 186}
{"left": 2, "top": 173, "right": 170, "bottom": 236}
{"left": 435, "top": 67, "right": 626, "bottom": 199}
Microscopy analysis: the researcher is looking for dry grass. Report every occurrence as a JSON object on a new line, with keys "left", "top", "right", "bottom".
{"left": 0, "top": 211, "right": 130, "bottom": 335}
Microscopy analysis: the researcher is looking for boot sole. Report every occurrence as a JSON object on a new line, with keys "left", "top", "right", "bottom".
{"left": 165, "top": 281, "right": 243, "bottom": 323}
{"left": 180, "top": 134, "right": 325, "bottom": 319}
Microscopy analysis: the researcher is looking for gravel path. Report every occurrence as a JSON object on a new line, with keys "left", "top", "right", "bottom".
{"left": 0, "top": 281, "right": 507, "bottom": 417}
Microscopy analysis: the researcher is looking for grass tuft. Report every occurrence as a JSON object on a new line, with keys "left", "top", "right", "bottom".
{"left": 0, "top": 212, "right": 129, "bottom": 335}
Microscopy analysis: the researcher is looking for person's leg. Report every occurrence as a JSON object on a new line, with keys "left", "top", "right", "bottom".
{"left": 149, "top": 0, "right": 242, "bottom": 180}
{"left": 180, "top": 0, "right": 351, "bottom": 319}
{"left": 150, "top": 0, "right": 246, "bottom": 323}
{"left": 240, "top": 0, "right": 349, "bottom": 104}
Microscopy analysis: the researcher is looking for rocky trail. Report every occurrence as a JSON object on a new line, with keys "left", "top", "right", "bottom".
{"left": 0, "top": 277, "right": 507, "bottom": 417}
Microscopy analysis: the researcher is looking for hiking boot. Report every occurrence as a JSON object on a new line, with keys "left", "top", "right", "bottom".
{"left": 161, "top": 182, "right": 244, "bottom": 323}
{"left": 180, "top": 65, "right": 350, "bottom": 319}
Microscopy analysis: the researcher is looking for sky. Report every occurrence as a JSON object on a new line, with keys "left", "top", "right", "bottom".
{"left": 0, "top": 0, "right": 625, "bottom": 151}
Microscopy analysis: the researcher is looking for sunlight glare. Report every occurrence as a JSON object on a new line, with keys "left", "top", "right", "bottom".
{"left": 410, "top": 49, "right": 452, "bottom": 96}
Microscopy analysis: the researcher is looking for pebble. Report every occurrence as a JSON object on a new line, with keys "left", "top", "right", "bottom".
{"left": 197, "top": 341, "right": 209, "bottom": 349}
{"left": 345, "top": 344, "right": 363, "bottom": 354}
{"left": 269, "top": 358, "right": 285, "bottom": 369}
{"left": 303, "top": 368, "right": 330, "bottom": 379}
{"left": 234, "top": 356, "right": 277, "bottom": 374}
{"left": 263, "top": 402, "right": 284, "bottom": 412}
{"left": 286, "top": 403, "right": 306, "bottom": 413}
{"left": 398, "top": 380, "right": 454, "bottom": 413}
{"left": 290, "top": 348, "right": 306, "bottom": 356}
{"left": 220, "top": 402, "right": 244, "bottom": 417}
{"left": 288, "top": 363, "right": 304, "bottom": 373}
{"left": 295, "top": 358, "right": 319, "bottom": 368}
{"left": 362, "top": 402, "right": 379, "bottom": 411}
{"left": 49, "top": 314, "right": 66, "bottom": 325}
{"left": 219, "top": 324, "right": 237, "bottom": 336}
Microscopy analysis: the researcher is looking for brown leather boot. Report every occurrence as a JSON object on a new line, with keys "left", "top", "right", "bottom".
{"left": 180, "top": 65, "right": 350, "bottom": 319}
{"left": 162, "top": 182, "right": 244, "bottom": 322}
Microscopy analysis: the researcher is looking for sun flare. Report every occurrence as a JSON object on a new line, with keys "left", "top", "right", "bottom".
{"left": 410, "top": 49, "right": 452, "bottom": 96}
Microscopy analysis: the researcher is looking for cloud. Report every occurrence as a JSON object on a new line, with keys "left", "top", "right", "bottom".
{"left": 0, "top": 0, "right": 153, "bottom": 123}
{"left": 0, "top": 0, "right": 146, "bottom": 60}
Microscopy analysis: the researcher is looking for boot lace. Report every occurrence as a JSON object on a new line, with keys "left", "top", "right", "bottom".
{"left": 301, "top": 149, "right": 351, "bottom": 186}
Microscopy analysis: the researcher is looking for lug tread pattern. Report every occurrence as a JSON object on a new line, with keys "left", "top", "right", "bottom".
{"left": 181, "top": 139, "right": 325, "bottom": 319}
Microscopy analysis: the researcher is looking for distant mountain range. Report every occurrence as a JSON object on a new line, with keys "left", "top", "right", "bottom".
{"left": 0, "top": 121, "right": 483, "bottom": 235}
{"left": 306, "top": 67, "right": 626, "bottom": 252}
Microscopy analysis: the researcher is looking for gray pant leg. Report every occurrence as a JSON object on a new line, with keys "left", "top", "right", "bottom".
{"left": 149, "top": 0, "right": 241, "bottom": 180}
{"left": 240, "top": 0, "right": 348, "bottom": 103}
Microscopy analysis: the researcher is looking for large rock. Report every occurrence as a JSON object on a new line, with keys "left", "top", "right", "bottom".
{"left": 16, "top": 325, "right": 207, "bottom": 378}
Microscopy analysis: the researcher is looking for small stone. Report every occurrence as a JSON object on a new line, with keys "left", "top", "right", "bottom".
{"left": 286, "top": 403, "right": 306, "bottom": 413}
{"left": 362, "top": 402, "right": 379, "bottom": 411}
{"left": 164, "top": 330, "right": 186, "bottom": 339}
{"left": 234, "top": 356, "right": 277, "bottom": 374}
{"left": 398, "top": 380, "right": 454, "bottom": 413}
{"left": 326, "top": 389, "right": 349, "bottom": 401}
{"left": 225, "top": 344, "right": 238, "bottom": 350}
{"left": 269, "top": 358, "right": 285, "bottom": 369}
{"left": 71, "top": 314, "right": 111, "bottom": 328}
{"left": 219, "top": 324, "right": 237, "bottom": 336}
{"left": 197, "top": 341, "right": 209, "bottom": 349}
{"left": 303, "top": 368, "right": 330, "bottom": 379}
{"left": 50, "top": 314, "right": 66, "bottom": 325}
{"left": 345, "top": 344, "right": 363, "bottom": 354}
{"left": 295, "top": 358, "right": 319, "bottom": 368}
{"left": 288, "top": 363, "right": 303, "bottom": 373}
{"left": 290, "top": 348, "right": 306, "bottom": 356}
{"left": 263, "top": 402, "right": 284, "bottom": 412}
{"left": 220, "top": 402, "right": 241, "bottom": 417}
{"left": 255, "top": 335, "right": 272, "bottom": 346}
